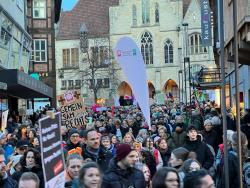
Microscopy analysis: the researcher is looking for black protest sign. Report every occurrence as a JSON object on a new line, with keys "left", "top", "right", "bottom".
{"left": 39, "top": 112, "right": 65, "bottom": 188}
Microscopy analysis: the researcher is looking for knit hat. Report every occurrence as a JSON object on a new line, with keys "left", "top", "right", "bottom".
{"left": 204, "top": 119, "right": 213, "bottom": 126}
{"left": 116, "top": 143, "right": 133, "bottom": 161}
{"left": 68, "top": 129, "right": 79, "bottom": 138}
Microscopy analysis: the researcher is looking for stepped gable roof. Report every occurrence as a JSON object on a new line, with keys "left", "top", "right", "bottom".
{"left": 57, "top": 0, "right": 119, "bottom": 40}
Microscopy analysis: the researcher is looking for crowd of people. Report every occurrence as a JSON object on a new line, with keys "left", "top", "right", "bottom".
{"left": 0, "top": 100, "right": 250, "bottom": 188}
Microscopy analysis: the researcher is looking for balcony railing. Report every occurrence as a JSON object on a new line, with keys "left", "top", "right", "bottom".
{"left": 196, "top": 68, "right": 222, "bottom": 89}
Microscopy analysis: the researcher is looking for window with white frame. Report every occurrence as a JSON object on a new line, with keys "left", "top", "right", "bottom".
{"left": 189, "top": 33, "right": 207, "bottom": 55}
{"left": 68, "top": 80, "right": 74, "bottom": 89}
{"left": 142, "top": 0, "right": 150, "bottom": 24}
{"left": 33, "top": 0, "right": 46, "bottom": 18}
{"left": 75, "top": 80, "right": 81, "bottom": 89}
{"left": 141, "top": 32, "right": 153, "bottom": 64}
{"left": 62, "top": 48, "right": 79, "bottom": 68}
{"left": 61, "top": 80, "right": 67, "bottom": 90}
{"left": 164, "top": 39, "right": 173, "bottom": 63}
{"left": 90, "top": 46, "right": 109, "bottom": 67}
{"left": 33, "top": 39, "right": 47, "bottom": 62}
{"left": 132, "top": 5, "right": 137, "bottom": 26}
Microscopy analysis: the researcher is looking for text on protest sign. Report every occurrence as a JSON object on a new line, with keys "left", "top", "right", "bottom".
{"left": 57, "top": 90, "right": 85, "bottom": 129}
{"left": 39, "top": 112, "right": 65, "bottom": 188}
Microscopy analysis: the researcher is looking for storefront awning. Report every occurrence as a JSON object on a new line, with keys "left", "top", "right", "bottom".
{"left": 0, "top": 69, "right": 53, "bottom": 98}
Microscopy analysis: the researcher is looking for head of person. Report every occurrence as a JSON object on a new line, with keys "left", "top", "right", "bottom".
{"left": 157, "top": 138, "right": 168, "bottom": 151}
{"left": 231, "top": 131, "right": 248, "bottom": 161}
{"left": 78, "top": 162, "right": 101, "bottom": 188}
{"left": 20, "top": 148, "right": 41, "bottom": 169}
{"left": 116, "top": 143, "right": 138, "bottom": 169}
{"left": 187, "top": 126, "right": 198, "bottom": 141}
{"left": 136, "top": 163, "right": 151, "bottom": 183}
{"left": 142, "top": 136, "right": 154, "bottom": 149}
{"left": 169, "top": 147, "right": 189, "bottom": 168}
{"left": 18, "top": 125, "right": 27, "bottom": 138}
{"left": 184, "top": 169, "right": 214, "bottom": 188}
{"left": 101, "top": 135, "right": 111, "bottom": 149}
{"left": 19, "top": 172, "right": 40, "bottom": 188}
{"left": 127, "top": 117, "right": 134, "bottom": 126}
{"left": 152, "top": 167, "right": 180, "bottom": 188}
{"left": 110, "top": 134, "right": 117, "bottom": 144}
{"left": 86, "top": 129, "right": 100, "bottom": 149}
{"left": 0, "top": 148, "right": 6, "bottom": 179}
{"left": 28, "top": 129, "right": 37, "bottom": 140}
{"left": 182, "top": 159, "right": 201, "bottom": 174}
{"left": 203, "top": 119, "right": 213, "bottom": 132}
{"left": 158, "top": 127, "right": 167, "bottom": 138}
{"left": 138, "top": 129, "right": 149, "bottom": 139}
{"left": 66, "top": 154, "right": 83, "bottom": 180}
{"left": 79, "top": 130, "right": 87, "bottom": 145}
{"left": 16, "top": 140, "right": 29, "bottom": 155}
{"left": 68, "top": 129, "right": 80, "bottom": 145}
{"left": 123, "top": 132, "right": 135, "bottom": 144}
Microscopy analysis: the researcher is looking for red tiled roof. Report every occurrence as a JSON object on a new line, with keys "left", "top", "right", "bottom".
{"left": 57, "top": 0, "right": 119, "bottom": 40}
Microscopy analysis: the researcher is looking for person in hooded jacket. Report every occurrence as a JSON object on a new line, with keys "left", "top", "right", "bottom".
{"left": 64, "top": 129, "right": 82, "bottom": 158}
{"left": 101, "top": 143, "right": 146, "bottom": 188}
{"left": 183, "top": 125, "right": 214, "bottom": 170}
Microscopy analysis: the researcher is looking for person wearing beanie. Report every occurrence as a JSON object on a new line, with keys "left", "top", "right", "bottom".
{"left": 201, "top": 119, "right": 219, "bottom": 152}
{"left": 64, "top": 129, "right": 82, "bottom": 157}
{"left": 101, "top": 143, "right": 146, "bottom": 188}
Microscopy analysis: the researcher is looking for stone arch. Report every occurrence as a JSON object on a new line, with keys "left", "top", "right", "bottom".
{"left": 163, "top": 79, "right": 179, "bottom": 99}
{"left": 148, "top": 81, "right": 155, "bottom": 98}
{"left": 117, "top": 81, "right": 132, "bottom": 96}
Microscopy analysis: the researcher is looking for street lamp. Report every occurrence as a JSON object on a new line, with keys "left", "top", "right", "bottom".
{"left": 80, "top": 23, "right": 88, "bottom": 53}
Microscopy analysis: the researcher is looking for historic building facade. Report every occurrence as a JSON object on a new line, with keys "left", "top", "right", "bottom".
{"left": 55, "top": 0, "right": 119, "bottom": 106}
{"left": 109, "top": 0, "right": 216, "bottom": 103}
{"left": 27, "top": 0, "right": 61, "bottom": 106}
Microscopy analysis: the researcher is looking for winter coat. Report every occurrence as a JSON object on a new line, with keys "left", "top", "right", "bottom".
{"left": 159, "top": 149, "right": 171, "bottom": 166}
{"left": 172, "top": 130, "right": 187, "bottom": 148}
{"left": 0, "top": 175, "right": 17, "bottom": 188}
{"left": 216, "top": 150, "right": 239, "bottom": 188}
{"left": 11, "top": 165, "right": 44, "bottom": 188}
{"left": 82, "top": 145, "right": 112, "bottom": 172}
{"left": 201, "top": 129, "right": 219, "bottom": 151}
{"left": 64, "top": 141, "right": 82, "bottom": 158}
{"left": 101, "top": 158, "right": 146, "bottom": 188}
{"left": 183, "top": 137, "right": 214, "bottom": 170}
{"left": 165, "top": 134, "right": 176, "bottom": 151}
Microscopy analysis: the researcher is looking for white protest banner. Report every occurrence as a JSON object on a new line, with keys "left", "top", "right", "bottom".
{"left": 57, "top": 90, "right": 85, "bottom": 129}
{"left": 1, "top": 110, "right": 8, "bottom": 131}
{"left": 39, "top": 112, "right": 65, "bottom": 188}
{"left": 114, "top": 37, "right": 151, "bottom": 129}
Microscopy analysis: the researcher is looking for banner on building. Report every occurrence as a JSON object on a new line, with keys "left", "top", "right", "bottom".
{"left": 200, "top": 0, "right": 212, "bottom": 46}
{"left": 1, "top": 110, "right": 8, "bottom": 131}
{"left": 114, "top": 37, "right": 151, "bottom": 129}
{"left": 57, "top": 90, "right": 85, "bottom": 129}
{"left": 39, "top": 112, "right": 65, "bottom": 188}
